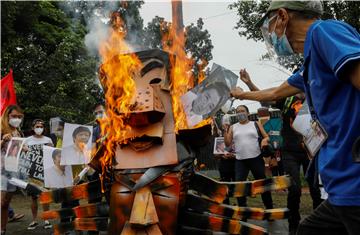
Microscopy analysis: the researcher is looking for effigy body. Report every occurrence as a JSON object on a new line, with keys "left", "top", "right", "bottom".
{"left": 40, "top": 49, "right": 290, "bottom": 235}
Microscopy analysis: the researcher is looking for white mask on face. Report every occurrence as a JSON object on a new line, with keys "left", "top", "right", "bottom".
{"left": 34, "top": 128, "right": 44, "bottom": 135}
{"left": 9, "top": 118, "right": 22, "bottom": 128}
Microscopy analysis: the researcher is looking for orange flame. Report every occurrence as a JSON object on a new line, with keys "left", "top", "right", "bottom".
{"left": 98, "top": 12, "right": 142, "bottom": 173}
{"left": 161, "top": 19, "right": 211, "bottom": 131}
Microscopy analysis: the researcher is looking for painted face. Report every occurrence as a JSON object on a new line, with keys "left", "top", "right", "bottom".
{"left": 109, "top": 173, "right": 180, "bottom": 235}
{"left": 192, "top": 88, "right": 221, "bottom": 116}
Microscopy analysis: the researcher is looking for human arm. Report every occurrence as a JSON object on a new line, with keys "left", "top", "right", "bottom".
{"left": 349, "top": 61, "right": 360, "bottom": 90}
{"left": 239, "top": 69, "right": 260, "bottom": 91}
{"left": 231, "top": 81, "right": 301, "bottom": 102}
{"left": 256, "top": 121, "right": 270, "bottom": 149}
{"left": 223, "top": 125, "right": 233, "bottom": 147}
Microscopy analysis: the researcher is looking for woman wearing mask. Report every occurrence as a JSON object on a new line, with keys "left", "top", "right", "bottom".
{"left": 0, "top": 105, "right": 25, "bottom": 234}
{"left": 224, "top": 105, "right": 273, "bottom": 210}
{"left": 24, "top": 119, "right": 53, "bottom": 230}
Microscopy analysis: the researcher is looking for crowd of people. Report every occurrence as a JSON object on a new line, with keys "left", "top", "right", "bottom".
{"left": 0, "top": 103, "right": 105, "bottom": 234}
{"left": 1, "top": 1, "right": 359, "bottom": 235}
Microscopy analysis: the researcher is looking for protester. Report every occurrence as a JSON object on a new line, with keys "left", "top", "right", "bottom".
{"left": 239, "top": 69, "right": 322, "bottom": 234}
{"left": 217, "top": 112, "right": 236, "bottom": 205}
{"left": 92, "top": 103, "right": 105, "bottom": 145}
{"left": 231, "top": 1, "right": 360, "bottom": 234}
{"left": 24, "top": 119, "right": 53, "bottom": 230}
{"left": 54, "top": 121, "right": 64, "bottom": 148}
{"left": 0, "top": 105, "right": 25, "bottom": 235}
{"left": 224, "top": 105, "right": 273, "bottom": 209}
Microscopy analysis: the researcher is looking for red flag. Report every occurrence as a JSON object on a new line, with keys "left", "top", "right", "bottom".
{"left": 1, "top": 69, "right": 17, "bottom": 115}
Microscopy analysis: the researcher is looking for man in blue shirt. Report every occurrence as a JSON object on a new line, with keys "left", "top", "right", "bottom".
{"left": 231, "top": 1, "right": 360, "bottom": 235}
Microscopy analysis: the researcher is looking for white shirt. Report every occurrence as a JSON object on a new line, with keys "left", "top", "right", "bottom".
{"left": 232, "top": 121, "right": 261, "bottom": 160}
{"left": 44, "top": 165, "right": 73, "bottom": 188}
{"left": 25, "top": 136, "right": 53, "bottom": 146}
{"left": 61, "top": 145, "right": 88, "bottom": 165}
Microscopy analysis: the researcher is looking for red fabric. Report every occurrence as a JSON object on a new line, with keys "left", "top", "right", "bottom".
{"left": 1, "top": 69, "right": 17, "bottom": 115}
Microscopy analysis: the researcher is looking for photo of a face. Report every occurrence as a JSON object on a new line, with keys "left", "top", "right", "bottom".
{"left": 60, "top": 123, "right": 93, "bottom": 165}
{"left": 181, "top": 63, "right": 238, "bottom": 128}
{"left": 43, "top": 146, "right": 73, "bottom": 188}
{"left": 192, "top": 85, "right": 222, "bottom": 116}
{"left": 213, "top": 137, "right": 235, "bottom": 155}
{"left": 4, "top": 137, "right": 25, "bottom": 172}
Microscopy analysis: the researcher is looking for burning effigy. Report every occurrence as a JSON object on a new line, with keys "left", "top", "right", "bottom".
{"left": 39, "top": 11, "right": 291, "bottom": 235}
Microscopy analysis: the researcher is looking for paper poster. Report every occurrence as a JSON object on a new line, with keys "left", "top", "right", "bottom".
{"left": 43, "top": 146, "right": 73, "bottom": 188}
{"left": 4, "top": 137, "right": 25, "bottom": 172}
{"left": 61, "top": 123, "right": 93, "bottom": 165}
{"left": 18, "top": 144, "right": 44, "bottom": 181}
{"left": 181, "top": 63, "right": 238, "bottom": 128}
{"left": 213, "top": 137, "right": 235, "bottom": 155}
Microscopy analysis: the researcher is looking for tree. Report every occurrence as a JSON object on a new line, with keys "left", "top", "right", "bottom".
{"left": 143, "top": 17, "right": 213, "bottom": 84}
{"left": 1, "top": 1, "right": 102, "bottom": 128}
{"left": 229, "top": 0, "right": 360, "bottom": 70}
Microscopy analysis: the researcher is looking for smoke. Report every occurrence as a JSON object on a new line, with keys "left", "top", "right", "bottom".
{"left": 58, "top": 1, "right": 145, "bottom": 60}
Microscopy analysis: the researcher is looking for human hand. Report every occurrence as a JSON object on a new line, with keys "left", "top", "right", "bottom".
{"left": 223, "top": 153, "right": 235, "bottom": 159}
{"left": 230, "top": 87, "right": 245, "bottom": 99}
{"left": 239, "top": 69, "right": 251, "bottom": 84}
{"left": 222, "top": 124, "right": 230, "bottom": 133}
{"left": 2, "top": 134, "right": 12, "bottom": 142}
{"left": 261, "top": 138, "right": 269, "bottom": 149}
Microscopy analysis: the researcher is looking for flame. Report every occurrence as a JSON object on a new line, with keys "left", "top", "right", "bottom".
{"left": 97, "top": 12, "right": 142, "bottom": 174}
{"left": 161, "top": 17, "right": 211, "bottom": 131}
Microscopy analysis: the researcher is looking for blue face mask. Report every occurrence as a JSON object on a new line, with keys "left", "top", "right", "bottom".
{"left": 270, "top": 17, "right": 294, "bottom": 56}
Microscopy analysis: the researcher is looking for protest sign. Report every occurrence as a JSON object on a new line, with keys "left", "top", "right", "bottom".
{"left": 4, "top": 137, "right": 25, "bottom": 172}
{"left": 43, "top": 146, "right": 73, "bottom": 188}
{"left": 181, "top": 63, "right": 238, "bottom": 127}
{"left": 18, "top": 144, "right": 44, "bottom": 181}
{"left": 213, "top": 137, "right": 235, "bottom": 155}
{"left": 61, "top": 123, "right": 93, "bottom": 165}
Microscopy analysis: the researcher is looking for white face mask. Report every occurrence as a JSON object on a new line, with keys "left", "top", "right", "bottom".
{"left": 34, "top": 128, "right": 44, "bottom": 135}
{"left": 9, "top": 118, "right": 22, "bottom": 128}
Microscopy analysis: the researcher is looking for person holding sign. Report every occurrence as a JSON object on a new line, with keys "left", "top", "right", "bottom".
{"left": 0, "top": 105, "right": 25, "bottom": 234}
{"left": 24, "top": 119, "right": 53, "bottom": 230}
{"left": 223, "top": 105, "right": 273, "bottom": 210}
{"left": 231, "top": 1, "right": 360, "bottom": 234}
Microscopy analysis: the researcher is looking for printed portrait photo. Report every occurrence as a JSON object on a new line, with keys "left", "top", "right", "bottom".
{"left": 60, "top": 123, "right": 93, "bottom": 165}
{"left": 4, "top": 137, "right": 25, "bottom": 172}
{"left": 43, "top": 146, "right": 73, "bottom": 188}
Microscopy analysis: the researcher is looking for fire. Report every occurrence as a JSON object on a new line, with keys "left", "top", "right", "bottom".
{"left": 161, "top": 18, "right": 211, "bottom": 131}
{"left": 97, "top": 12, "right": 142, "bottom": 173}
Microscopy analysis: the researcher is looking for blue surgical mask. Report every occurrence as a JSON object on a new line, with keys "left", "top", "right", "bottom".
{"left": 269, "top": 17, "right": 294, "bottom": 56}
{"left": 261, "top": 15, "right": 294, "bottom": 57}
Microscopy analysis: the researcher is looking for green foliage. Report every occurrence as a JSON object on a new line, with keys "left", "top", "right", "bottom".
{"left": 229, "top": 0, "right": 360, "bottom": 70}
{"left": 1, "top": 1, "right": 102, "bottom": 128}
{"left": 143, "top": 16, "right": 213, "bottom": 84}
{"left": 1, "top": 1, "right": 213, "bottom": 129}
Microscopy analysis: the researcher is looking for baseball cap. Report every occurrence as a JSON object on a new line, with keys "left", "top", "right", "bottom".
{"left": 256, "top": 0, "right": 323, "bottom": 27}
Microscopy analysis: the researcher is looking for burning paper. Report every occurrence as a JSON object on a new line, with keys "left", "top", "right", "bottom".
{"left": 61, "top": 123, "right": 93, "bottom": 165}
{"left": 181, "top": 63, "right": 238, "bottom": 127}
{"left": 43, "top": 146, "right": 73, "bottom": 188}
{"left": 4, "top": 137, "right": 25, "bottom": 172}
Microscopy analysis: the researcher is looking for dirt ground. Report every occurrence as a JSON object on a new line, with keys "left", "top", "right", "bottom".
{"left": 5, "top": 190, "right": 313, "bottom": 235}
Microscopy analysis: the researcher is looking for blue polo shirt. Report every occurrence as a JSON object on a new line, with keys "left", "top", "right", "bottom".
{"left": 288, "top": 20, "right": 360, "bottom": 206}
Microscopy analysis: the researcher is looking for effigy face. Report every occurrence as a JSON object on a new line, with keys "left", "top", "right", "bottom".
{"left": 104, "top": 50, "right": 189, "bottom": 234}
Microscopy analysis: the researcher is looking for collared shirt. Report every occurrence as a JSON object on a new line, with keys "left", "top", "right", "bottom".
{"left": 288, "top": 20, "right": 360, "bottom": 206}
{"left": 61, "top": 144, "right": 89, "bottom": 165}
{"left": 44, "top": 165, "right": 73, "bottom": 188}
